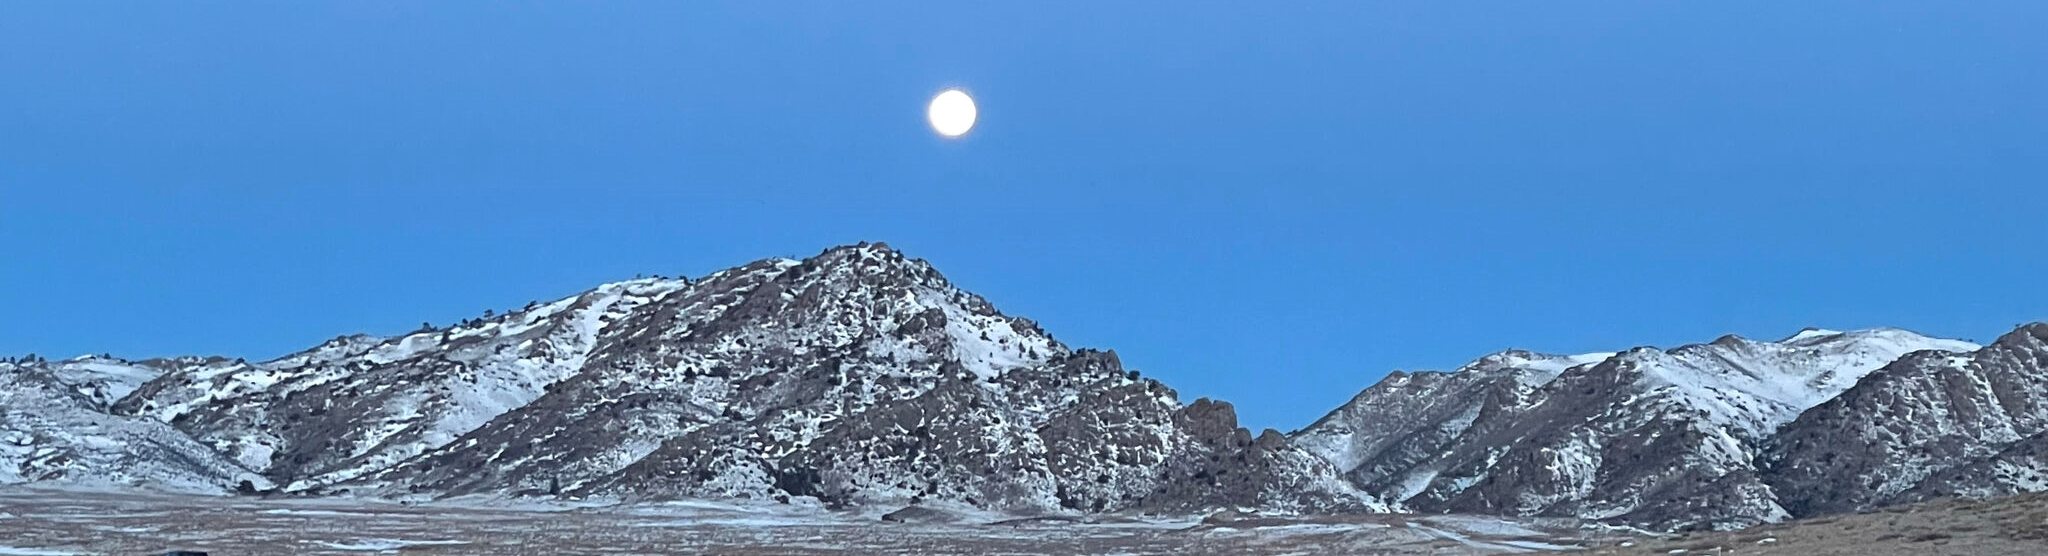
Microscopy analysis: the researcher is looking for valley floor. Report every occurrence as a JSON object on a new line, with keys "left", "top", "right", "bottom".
{"left": 0, "top": 487, "right": 1623, "bottom": 555}
{"left": 1583, "top": 492, "right": 2048, "bottom": 556}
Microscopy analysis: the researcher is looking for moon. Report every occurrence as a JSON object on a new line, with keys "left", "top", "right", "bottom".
{"left": 927, "top": 89, "right": 977, "bottom": 138}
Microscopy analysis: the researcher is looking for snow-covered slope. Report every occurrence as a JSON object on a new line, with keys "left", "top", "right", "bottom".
{"left": 101, "top": 242, "right": 1373, "bottom": 514}
{"left": 1294, "top": 327, "right": 1977, "bottom": 530}
{"left": 1290, "top": 349, "right": 1612, "bottom": 491}
{"left": 1617, "top": 328, "right": 1977, "bottom": 441}
{"left": 0, "top": 357, "right": 267, "bottom": 493}
{"left": 116, "top": 278, "right": 686, "bottom": 489}
{"left": 1762, "top": 323, "right": 2048, "bottom": 516}
{"left": 43, "top": 355, "right": 184, "bottom": 407}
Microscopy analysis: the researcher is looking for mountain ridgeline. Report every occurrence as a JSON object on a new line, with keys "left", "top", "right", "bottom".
{"left": 2, "top": 243, "right": 1367, "bottom": 515}
{"left": 3, "top": 242, "right": 2045, "bottom": 531}
{"left": 1291, "top": 324, "right": 2048, "bottom": 530}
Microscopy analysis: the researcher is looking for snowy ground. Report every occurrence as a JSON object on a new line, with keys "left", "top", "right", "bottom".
{"left": 0, "top": 487, "right": 1634, "bottom": 555}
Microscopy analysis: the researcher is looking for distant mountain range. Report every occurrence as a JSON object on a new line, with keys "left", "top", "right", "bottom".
{"left": 3, "top": 243, "right": 2043, "bottom": 531}
{"left": 1291, "top": 327, "right": 1992, "bottom": 530}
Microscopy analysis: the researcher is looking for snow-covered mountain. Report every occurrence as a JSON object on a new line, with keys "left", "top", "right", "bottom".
{"left": 8, "top": 241, "right": 2046, "bottom": 530}
{"left": 114, "top": 278, "right": 687, "bottom": 490}
{"left": 0, "top": 356, "right": 268, "bottom": 493}
{"left": 1762, "top": 322, "right": 2048, "bottom": 515}
{"left": 1293, "top": 327, "right": 1980, "bottom": 530}
{"left": 1290, "top": 349, "right": 1614, "bottom": 497}
{"left": 21, "top": 242, "right": 1370, "bottom": 515}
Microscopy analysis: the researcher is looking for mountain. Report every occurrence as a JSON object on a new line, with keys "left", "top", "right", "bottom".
{"left": 1289, "top": 350, "right": 1613, "bottom": 502}
{"left": 114, "top": 278, "right": 688, "bottom": 491}
{"left": 1293, "top": 328, "right": 1979, "bottom": 530}
{"left": 10, "top": 240, "right": 2047, "bottom": 529}
{"left": 1761, "top": 323, "right": 2048, "bottom": 515}
{"left": 0, "top": 356, "right": 269, "bottom": 493}
{"left": 64, "top": 242, "right": 1373, "bottom": 514}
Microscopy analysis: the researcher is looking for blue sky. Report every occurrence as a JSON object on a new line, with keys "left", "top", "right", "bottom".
{"left": 3, "top": 2, "right": 2044, "bottom": 431}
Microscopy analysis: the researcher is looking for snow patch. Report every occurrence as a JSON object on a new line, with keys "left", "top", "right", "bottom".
{"left": 309, "top": 539, "right": 469, "bottom": 551}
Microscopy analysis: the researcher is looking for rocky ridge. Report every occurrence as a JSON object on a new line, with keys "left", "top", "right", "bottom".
{"left": 6, "top": 242, "right": 2047, "bottom": 532}
{"left": 6, "top": 243, "right": 1372, "bottom": 516}
{"left": 1762, "top": 323, "right": 2048, "bottom": 515}
{"left": 1294, "top": 327, "right": 1983, "bottom": 530}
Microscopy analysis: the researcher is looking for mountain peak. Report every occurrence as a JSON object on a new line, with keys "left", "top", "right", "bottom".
{"left": 810, "top": 241, "right": 904, "bottom": 263}
{"left": 1711, "top": 333, "right": 1752, "bottom": 347}
{"left": 1992, "top": 321, "right": 2048, "bottom": 349}
{"left": 1780, "top": 327, "right": 1843, "bottom": 343}
{"left": 784, "top": 242, "right": 943, "bottom": 286}
{"left": 1457, "top": 349, "right": 1615, "bottom": 377}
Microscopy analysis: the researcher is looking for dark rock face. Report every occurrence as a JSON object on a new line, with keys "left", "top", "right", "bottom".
{"left": 1895, "top": 430, "right": 2048, "bottom": 503}
{"left": 1761, "top": 323, "right": 2048, "bottom": 516}
{"left": 75, "top": 243, "right": 1370, "bottom": 514}
{"left": 1135, "top": 398, "right": 1361, "bottom": 513}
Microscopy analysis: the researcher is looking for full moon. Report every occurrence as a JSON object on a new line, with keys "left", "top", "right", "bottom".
{"left": 927, "top": 89, "right": 977, "bottom": 138}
